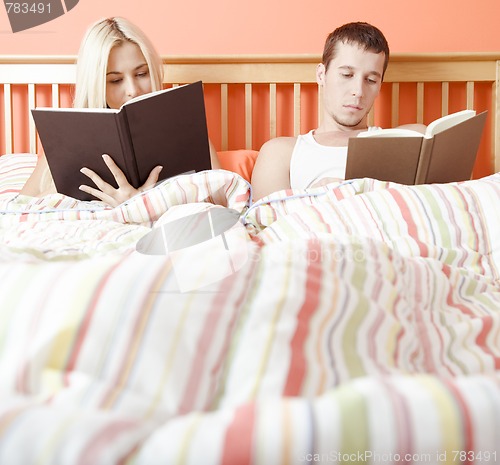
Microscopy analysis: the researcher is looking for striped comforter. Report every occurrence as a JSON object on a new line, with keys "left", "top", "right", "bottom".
{"left": 0, "top": 153, "right": 499, "bottom": 464}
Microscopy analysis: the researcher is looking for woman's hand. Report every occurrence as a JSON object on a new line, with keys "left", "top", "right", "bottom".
{"left": 79, "top": 154, "right": 163, "bottom": 207}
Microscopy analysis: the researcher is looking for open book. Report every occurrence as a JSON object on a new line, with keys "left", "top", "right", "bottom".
{"left": 32, "top": 81, "right": 211, "bottom": 201}
{"left": 345, "top": 110, "right": 487, "bottom": 184}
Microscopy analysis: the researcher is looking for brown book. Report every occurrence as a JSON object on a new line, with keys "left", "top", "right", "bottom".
{"left": 31, "top": 81, "right": 211, "bottom": 201}
{"left": 345, "top": 110, "right": 487, "bottom": 185}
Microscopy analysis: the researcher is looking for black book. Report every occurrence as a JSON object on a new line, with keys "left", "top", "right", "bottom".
{"left": 32, "top": 81, "right": 211, "bottom": 201}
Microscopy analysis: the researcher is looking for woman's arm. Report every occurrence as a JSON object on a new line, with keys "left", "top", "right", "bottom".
{"left": 20, "top": 154, "right": 56, "bottom": 197}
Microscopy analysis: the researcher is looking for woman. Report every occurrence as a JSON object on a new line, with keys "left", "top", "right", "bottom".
{"left": 22, "top": 17, "right": 220, "bottom": 206}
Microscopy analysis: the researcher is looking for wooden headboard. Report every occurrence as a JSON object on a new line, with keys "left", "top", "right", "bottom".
{"left": 1, "top": 53, "right": 499, "bottom": 176}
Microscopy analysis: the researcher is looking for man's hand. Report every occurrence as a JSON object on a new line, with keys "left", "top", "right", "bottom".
{"left": 79, "top": 154, "right": 163, "bottom": 207}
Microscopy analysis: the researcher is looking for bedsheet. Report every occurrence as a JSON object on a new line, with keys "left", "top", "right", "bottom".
{"left": 0, "top": 153, "right": 499, "bottom": 464}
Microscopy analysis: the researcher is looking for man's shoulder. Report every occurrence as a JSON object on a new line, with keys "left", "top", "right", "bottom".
{"left": 260, "top": 136, "right": 298, "bottom": 157}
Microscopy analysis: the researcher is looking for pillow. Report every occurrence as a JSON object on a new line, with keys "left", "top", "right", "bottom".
{"left": 0, "top": 153, "right": 37, "bottom": 197}
{"left": 217, "top": 150, "right": 259, "bottom": 182}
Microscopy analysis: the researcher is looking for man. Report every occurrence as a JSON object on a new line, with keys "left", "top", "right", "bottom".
{"left": 251, "top": 22, "right": 390, "bottom": 200}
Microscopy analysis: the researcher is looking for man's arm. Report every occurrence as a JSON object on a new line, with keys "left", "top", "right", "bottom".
{"left": 251, "top": 137, "right": 297, "bottom": 201}
{"left": 397, "top": 123, "right": 427, "bottom": 134}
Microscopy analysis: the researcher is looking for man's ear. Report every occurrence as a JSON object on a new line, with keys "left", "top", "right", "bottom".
{"left": 316, "top": 63, "right": 326, "bottom": 86}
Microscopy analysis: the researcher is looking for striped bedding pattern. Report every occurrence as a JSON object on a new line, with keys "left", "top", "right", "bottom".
{"left": 248, "top": 174, "right": 500, "bottom": 280}
{"left": 0, "top": 153, "right": 37, "bottom": 198}
{"left": 0, "top": 169, "right": 251, "bottom": 227}
{"left": 0, "top": 153, "right": 499, "bottom": 464}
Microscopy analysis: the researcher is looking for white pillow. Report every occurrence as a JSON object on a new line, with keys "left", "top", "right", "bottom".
{"left": 0, "top": 153, "right": 37, "bottom": 197}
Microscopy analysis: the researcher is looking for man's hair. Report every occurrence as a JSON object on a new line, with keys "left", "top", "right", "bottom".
{"left": 322, "top": 22, "right": 390, "bottom": 76}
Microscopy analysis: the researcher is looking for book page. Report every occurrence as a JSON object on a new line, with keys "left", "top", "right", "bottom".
{"left": 357, "top": 128, "right": 422, "bottom": 138}
{"left": 122, "top": 84, "right": 188, "bottom": 108}
{"left": 425, "top": 109, "right": 476, "bottom": 137}
{"left": 33, "top": 107, "right": 118, "bottom": 113}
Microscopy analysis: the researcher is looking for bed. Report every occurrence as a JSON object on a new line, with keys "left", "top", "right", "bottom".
{"left": 0, "top": 54, "right": 499, "bottom": 464}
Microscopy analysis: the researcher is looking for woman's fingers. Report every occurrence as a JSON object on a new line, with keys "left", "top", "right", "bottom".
{"left": 140, "top": 165, "right": 163, "bottom": 191}
{"left": 78, "top": 183, "right": 115, "bottom": 205}
{"left": 101, "top": 154, "right": 130, "bottom": 187}
{"left": 79, "top": 155, "right": 163, "bottom": 207}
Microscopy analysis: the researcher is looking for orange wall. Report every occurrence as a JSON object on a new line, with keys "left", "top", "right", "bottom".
{"left": 1, "top": 0, "right": 500, "bottom": 55}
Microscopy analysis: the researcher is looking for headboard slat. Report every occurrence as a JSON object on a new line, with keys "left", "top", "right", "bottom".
{"left": 317, "top": 84, "right": 323, "bottom": 127}
{"left": 416, "top": 83, "right": 424, "bottom": 123}
{"left": 28, "top": 83, "right": 36, "bottom": 154}
{"left": 220, "top": 83, "right": 228, "bottom": 151}
{"left": 51, "top": 84, "right": 60, "bottom": 108}
{"left": 245, "top": 83, "right": 252, "bottom": 150}
{"left": 494, "top": 60, "right": 500, "bottom": 172}
{"left": 293, "top": 83, "right": 301, "bottom": 136}
{"left": 3, "top": 84, "right": 13, "bottom": 154}
{"left": 441, "top": 82, "right": 449, "bottom": 116}
{"left": 269, "top": 83, "right": 277, "bottom": 140}
{"left": 391, "top": 83, "right": 400, "bottom": 127}
{"left": 466, "top": 82, "right": 475, "bottom": 110}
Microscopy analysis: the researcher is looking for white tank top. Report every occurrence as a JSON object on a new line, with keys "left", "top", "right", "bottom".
{"left": 289, "top": 128, "right": 378, "bottom": 189}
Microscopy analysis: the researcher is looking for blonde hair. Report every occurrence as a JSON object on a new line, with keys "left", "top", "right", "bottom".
{"left": 74, "top": 17, "right": 164, "bottom": 108}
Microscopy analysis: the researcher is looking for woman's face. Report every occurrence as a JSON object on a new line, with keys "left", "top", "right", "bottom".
{"left": 105, "top": 41, "right": 152, "bottom": 109}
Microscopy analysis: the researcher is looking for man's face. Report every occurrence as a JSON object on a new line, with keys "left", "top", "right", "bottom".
{"left": 317, "top": 41, "right": 385, "bottom": 130}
